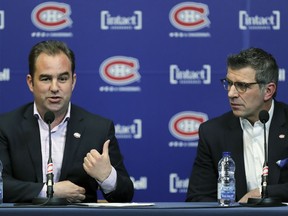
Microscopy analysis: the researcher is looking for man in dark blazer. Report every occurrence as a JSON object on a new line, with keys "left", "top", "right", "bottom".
{"left": 0, "top": 40, "right": 134, "bottom": 203}
{"left": 186, "top": 48, "right": 288, "bottom": 203}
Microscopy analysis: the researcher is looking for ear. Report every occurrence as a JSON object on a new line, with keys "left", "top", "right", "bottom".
{"left": 26, "top": 74, "right": 34, "bottom": 92}
{"left": 72, "top": 73, "right": 77, "bottom": 91}
{"left": 264, "top": 82, "right": 276, "bottom": 101}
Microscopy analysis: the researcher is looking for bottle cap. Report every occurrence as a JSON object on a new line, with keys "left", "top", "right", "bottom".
{"left": 222, "top": 152, "right": 231, "bottom": 156}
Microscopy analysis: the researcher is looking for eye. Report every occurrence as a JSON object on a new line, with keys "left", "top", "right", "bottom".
{"left": 58, "top": 75, "right": 69, "bottom": 83}
{"left": 40, "top": 76, "right": 51, "bottom": 82}
{"left": 226, "top": 80, "right": 233, "bottom": 86}
{"left": 235, "top": 82, "right": 247, "bottom": 91}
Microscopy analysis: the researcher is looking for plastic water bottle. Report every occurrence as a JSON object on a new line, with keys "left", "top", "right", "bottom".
{"left": 217, "top": 152, "right": 235, "bottom": 206}
{"left": 0, "top": 160, "right": 3, "bottom": 204}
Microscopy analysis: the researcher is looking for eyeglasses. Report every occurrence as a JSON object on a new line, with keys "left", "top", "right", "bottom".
{"left": 220, "top": 78, "right": 265, "bottom": 93}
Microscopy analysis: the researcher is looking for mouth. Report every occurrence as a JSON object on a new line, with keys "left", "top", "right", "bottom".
{"left": 230, "top": 102, "right": 242, "bottom": 110}
{"left": 48, "top": 96, "right": 62, "bottom": 103}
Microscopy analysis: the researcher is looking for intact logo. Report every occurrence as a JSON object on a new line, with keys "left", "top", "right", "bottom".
{"left": 279, "top": 68, "right": 286, "bottom": 82}
{"left": 170, "top": 64, "right": 211, "bottom": 85}
{"left": 169, "top": 2, "right": 210, "bottom": 35}
{"left": 169, "top": 173, "right": 188, "bottom": 193}
{"left": 101, "top": 10, "right": 142, "bottom": 30}
{"left": 115, "top": 119, "right": 142, "bottom": 139}
{"left": 31, "top": 2, "right": 72, "bottom": 31}
{"left": 239, "top": 10, "right": 280, "bottom": 30}
{"left": 169, "top": 111, "right": 208, "bottom": 141}
{"left": 0, "top": 11, "right": 4, "bottom": 30}
{"left": 99, "top": 56, "right": 141, "bottom": 86}
{"left": 130, "top": 176, "right": 147, "bottom": 190}
{"left": 0, "top": 68, "right": 10, "bottom": 81}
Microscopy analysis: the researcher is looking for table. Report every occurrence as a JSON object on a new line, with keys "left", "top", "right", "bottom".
{"left": 0, "top": 202, "right": 288, "bottom": 216}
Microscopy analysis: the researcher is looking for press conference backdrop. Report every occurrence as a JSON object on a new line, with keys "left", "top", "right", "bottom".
{"left": 0, "top": 0, "right": 287, "bottom": 202}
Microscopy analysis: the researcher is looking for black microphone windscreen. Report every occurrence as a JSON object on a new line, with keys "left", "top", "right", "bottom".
{"left": 44, "top": 111, "right": 55, "bottom": 124}
{"left": 259, "top": 110, "right": 269, "bottom": 123}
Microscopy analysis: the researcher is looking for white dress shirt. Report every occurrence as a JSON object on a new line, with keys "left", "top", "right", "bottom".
{"left": 240, "top": 100, "right": 274, "bottom": 192}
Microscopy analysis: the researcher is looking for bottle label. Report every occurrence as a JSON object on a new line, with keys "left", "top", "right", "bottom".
{"left": 221, "top": 190, "right": 234, "bottom": 199}
{"left": 218, "top": 184, "right": 235, "bottom": 200}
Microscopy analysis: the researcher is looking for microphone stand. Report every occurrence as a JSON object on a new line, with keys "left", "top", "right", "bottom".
{"left": 247, "top": 117, "right": 282, "bottom": 207}
{"left": 33, "top": 117, "right": 68, "bottom": 206}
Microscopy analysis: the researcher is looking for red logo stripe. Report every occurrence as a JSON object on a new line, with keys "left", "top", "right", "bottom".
{"left": 174, "top": 6, "right": 205, "bottom": 27}
{"left": 104, "top": 61, "right": 135, "bottom": 81}
{"left": 36, "top": 6, "right": 67, "bottom": 26}
{"left": 173, "top": 116, "right": 204, "bottom": 136}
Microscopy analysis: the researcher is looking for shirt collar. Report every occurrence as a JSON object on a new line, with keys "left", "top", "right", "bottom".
{"left": 240, "top": 99, "right": 274, "bottom": 129}
{"left": 33, "top": 102, "right": 71, "bottom": 124}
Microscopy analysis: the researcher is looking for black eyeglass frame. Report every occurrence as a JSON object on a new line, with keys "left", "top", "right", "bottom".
{"left": 220, "top": 78, "right": 266, "bottom": 93}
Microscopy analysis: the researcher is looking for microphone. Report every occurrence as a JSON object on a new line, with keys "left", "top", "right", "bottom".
{"left": 246, "top": 110, "right": 282, "bottom": 206}
{"left": 32, "top": 111, "right": 67, "bottom": 205}
{"left": 259, "top": 110, "right": 269, "bottom": 199}
{"left": 44, "top": 110, "right": 55, "bottom": 124}
{"left": 44, "top": 111, "right": 55, "bottom": 199}
{"left": 259, "top": 109, "right": 269, "bottom": 123}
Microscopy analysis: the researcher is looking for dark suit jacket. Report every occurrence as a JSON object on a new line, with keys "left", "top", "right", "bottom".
{"left": 0, "top": 103, "right": 134, "bottom": 203}
{"left": 186, "top": 101, "right": 288, "bottom": 202}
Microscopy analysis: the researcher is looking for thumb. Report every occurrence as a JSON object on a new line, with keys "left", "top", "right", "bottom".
{"left": 102, "top": 139, "right": 110, "bottom": 155}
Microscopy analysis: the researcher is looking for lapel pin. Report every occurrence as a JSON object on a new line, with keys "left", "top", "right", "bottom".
{"left": 279, "top": 134, "right": 285, "bottom": 139}
{"left": 74, "top": 132, "right": 81, "bottom": 138}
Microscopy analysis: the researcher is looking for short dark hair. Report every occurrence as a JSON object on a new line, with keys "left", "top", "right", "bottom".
{"left": 227, "top": 48, "right": 278, "bottom": 98}
{"left": 227, "top": 48, "right": 278, "bottom": 85}
{"left": 28, "top": 40, "right": 75, "bottom": 78}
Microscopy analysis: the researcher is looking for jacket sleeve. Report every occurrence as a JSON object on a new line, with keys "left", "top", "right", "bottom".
{"left": 186, "top": 123, "right": 218, "bottom": 202}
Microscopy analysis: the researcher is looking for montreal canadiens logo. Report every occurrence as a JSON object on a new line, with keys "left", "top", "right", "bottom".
{"left": 169, "top": 111, "right": 208, "bottom": 141}
{"left": 99, "top": 56, "right": 141, "bottom": 86}
{"left": 169, "top": 2, "right": 210, "bottom": 31}
{"left": 31, "top": 2, "right": 72, "bottom": 31}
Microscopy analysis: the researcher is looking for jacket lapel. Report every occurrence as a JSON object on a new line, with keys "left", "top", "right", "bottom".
{"left": 59, "top": 106, "right": 86, "bottom": 180}
{"left": 22, "top": 105, "right": 43, "bottom": 182}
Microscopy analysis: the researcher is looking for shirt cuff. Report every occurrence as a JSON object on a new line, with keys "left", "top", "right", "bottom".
{"left": 97, "top": 166, "right": 117, "bottom": 194}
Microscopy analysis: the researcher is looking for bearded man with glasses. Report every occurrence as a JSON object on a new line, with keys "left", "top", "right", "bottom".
{"left": 186, "top": 47, "right": 288, "bottom": 204}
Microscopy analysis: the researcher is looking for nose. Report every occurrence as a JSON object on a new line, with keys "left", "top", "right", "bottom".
{"left": 227, "top": 84, "right": 238, "bottom": 98}
{"left": 50, "top": 79, "right": 59, "bottom": 92}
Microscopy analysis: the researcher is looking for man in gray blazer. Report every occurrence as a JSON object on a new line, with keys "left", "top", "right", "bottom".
{"left": 186, "top": 48, "right": 288, "bottom": 203}
{"left": 0, "top": 40, "right": 134, "bottom": 203}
